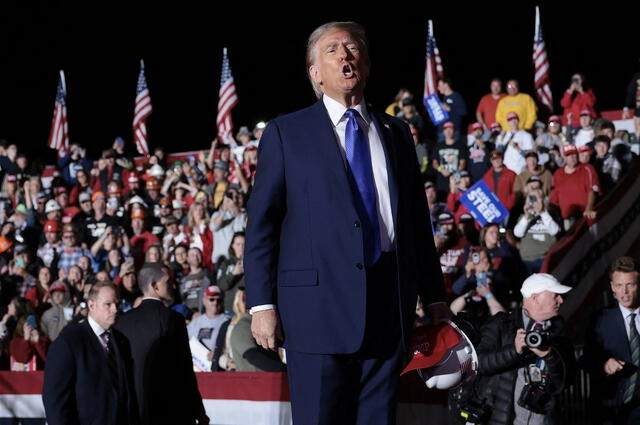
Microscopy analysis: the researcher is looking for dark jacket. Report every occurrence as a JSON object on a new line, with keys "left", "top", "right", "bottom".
{"left": 115, "top": 298, "right": 206, "bottom": 425}
{"left": 476, "top": 310, "right": 576, "bottom": 425}
{"left": 580, "top": 306, "right": 640, "bottom": 422}
{"left": 43, "top": 320, "right": 139, "bottom": 425}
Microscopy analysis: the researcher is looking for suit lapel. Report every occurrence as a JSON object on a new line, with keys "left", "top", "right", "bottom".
{"left": 611, "top": 308, "right": 632, "bottom": 361}
{"left": 369, "top": 109, "right": 399, "bottom": 227}
{"left": 82, "top": 319, "right": 118, "bottom": 387}
{"left": 308, "top": 100, "right": 360, "bottom": 209}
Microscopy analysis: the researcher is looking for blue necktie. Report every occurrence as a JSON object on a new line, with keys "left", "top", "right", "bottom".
{"left": 344, "top": 109, "right": 381, "bottom": 267}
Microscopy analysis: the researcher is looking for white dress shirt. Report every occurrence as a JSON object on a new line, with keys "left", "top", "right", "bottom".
{"left": 322, "top": 94, "right": 395, "bottom": 251}
{"left": 618, "top": 304, "right": 640, "bottom": 339}
{"left": 250, "top": 95, "right": 396, "bottom": 315}
{"left": 87, "top": 315, "right": 109, "bottom": 351}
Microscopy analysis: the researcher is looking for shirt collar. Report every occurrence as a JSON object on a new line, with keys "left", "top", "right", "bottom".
{"left": 87, "top": 315, "right": 107, "bottom": 337}
{"left": 322, "top": 95, "right": 370, "bottom": 127}
{"left": 618, "top": 303, "right": 640, "bottom": 320}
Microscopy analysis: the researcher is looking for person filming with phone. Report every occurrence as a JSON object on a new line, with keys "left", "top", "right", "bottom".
{"left": 513, "top": 186, "right": 562, "bottom": 275}
{"left": 450, "top": 247, "right": 506, "bottom": 318}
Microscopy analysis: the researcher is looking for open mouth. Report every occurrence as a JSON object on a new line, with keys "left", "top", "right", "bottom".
{"left": 342, "top": 64, "right": 354, "bottom": 78}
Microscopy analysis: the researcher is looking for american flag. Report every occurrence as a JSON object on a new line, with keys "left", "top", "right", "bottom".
{"left": 133, "top": 59, "right": 152, "bottom": 156}
{"left": 423, "top": 20, "right": 444, "bottom": 99}
{"left": 533, "top": 6, "right": 553, "bottom": 112}
{"left": 48, "top": 70, "right": 69, "bottom": 156}
{"left": 217, "top": 48, "right": 238, "bottom": 143}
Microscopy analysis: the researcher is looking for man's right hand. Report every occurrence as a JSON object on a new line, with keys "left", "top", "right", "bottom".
{"left": 604, "top": 358, "right": 625, "bottom": 375}
{"left": 251, "top": 309, "right": 282, "bottom": 352}
{"left": 515, "top": 328, "right": 527, "bottom": 355}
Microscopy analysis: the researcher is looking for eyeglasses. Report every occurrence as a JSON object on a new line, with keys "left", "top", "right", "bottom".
{"left": 63, "top": 235, "right": 75, "bottom": 239}
{"left": 207, "top": 297, "right": 222, "bottom": 303}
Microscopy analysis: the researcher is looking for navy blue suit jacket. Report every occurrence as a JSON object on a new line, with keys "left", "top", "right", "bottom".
{"left": 245, "top": 99, "right": 445, "bottom": 354}
{"left": 43, "top": 320, "right": 138, "bottom": 425}
{"left": 581, "top": 306, "right": 635, "bottom": 408}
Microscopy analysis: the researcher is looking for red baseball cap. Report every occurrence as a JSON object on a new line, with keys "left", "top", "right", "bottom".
{"left": 490, "top": 122, "right": 501, "bottom": 131}
{"left": 578, "top": 145, "right": 592, "bottom": 153}
{"left": 507, "top": 112, "right": 519, "bottom": 121}
{"left": 401, "top": 323, "right": 461, "bottom": 375}
{"left": 548, "top": 115, "right": 561, "bottom": 124}
{"left": 204, "top": 285, "right": 222, "bottom": 297}
{"left": 471, "top": 122, "right": 483, "bottom": 131}
{"left": 562, "top": 144, "right": 578, "bottom": 156}
{"left": 443, "top": 121, "right": 455, "bottom": 130}
{"left": 579, "top": 109, "right": 592, "bottom": 117}
{"left": 43, "top": 220, "right": 62, "bottom": 233}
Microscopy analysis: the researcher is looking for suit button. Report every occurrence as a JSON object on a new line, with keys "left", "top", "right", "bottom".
{"left": 356, "top": 263, "right": 363, "bottom": 270}
{"left": 354, "top": 221, "right": 361, "bottom": 228}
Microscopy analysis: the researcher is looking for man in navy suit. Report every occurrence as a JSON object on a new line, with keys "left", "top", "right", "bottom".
{"left": 43, "top": 281, "right": 139, "bottom": 425}
{"left": 582, "top": 257, "right": 640, "bottom": 425}
{"left": 245, "top": 21, "right": 449, "bottom": 424}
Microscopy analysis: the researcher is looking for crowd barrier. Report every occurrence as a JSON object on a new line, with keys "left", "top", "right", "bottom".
{"left": 0, "top": 371, "right": 451, "bottom": 425}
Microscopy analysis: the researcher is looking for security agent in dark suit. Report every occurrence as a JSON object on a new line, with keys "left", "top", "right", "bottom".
{"left": 43, "top": 281, "right": 139, "bottom": 425}
{"left": 581, "top": 257, "right": 640, "bottom": 425}
{"left": 115, "top": 264, "right": 208, "bottom": 425}
{"left": 245, "top": 21, "right": 450, "bottom": 425}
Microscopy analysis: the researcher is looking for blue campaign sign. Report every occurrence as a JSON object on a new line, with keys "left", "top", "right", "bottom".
{"left": 459, "top": 180, "right": 509, "bottom": 226}
{"left": 423, "top": 94, "right": 449, "bottom": 126}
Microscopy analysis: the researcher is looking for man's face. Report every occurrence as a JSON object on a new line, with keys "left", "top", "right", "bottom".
{"left": 88, "top": 286, "right": 118, "bottom": 330}
{"left": 132, "top": 218, "right": 144, "bottom": 233}
{"left": 62, "top": 232, "right": 76, "bottom": 247}
{"left": 51, "top": 290, "right": 65, "bottom": 305}
{"left": 45, "top": 231, "right": 60, "bottom": 244}
{"left": 595, "top": 141, "right": 609, "bottom": 158}
{"left": 93, "top": 198, "right": 105, "bottom": 213}
{"left": 80, "top": 199, "right": 92, "bottom": 213}
{"left": 532, "top": 290, "right": 564, "bottom": 320}
{"left": 443, "top": 127, "right": 454, "bottom": 139}
{"left": 579, "top": 151, "right": 591, "bottom": 164}
{"left": 548, "top": 121, "right": 561, "bottom": 134}
{"left": 204, "top": 295, "right": 223, "bottom": 316}
{"left": 579, "top": 114, "right": 592, "bottom": 128}
{"left": 611, "top": 271, "right": 640, "bottom": 310}
{"left": 57, "top": 193, "right": 68, "bottom": 208}
{"left": 601, "top": 128, "right": 614, "bottom": 139}
{"left": 490, "top": 80, "right": 502, "bottom": 95}
{"left": 309, "top": 29, "right": 369, "bottom": 101}
{"left": 565, "top": 153, "right": 578, "bottom": 167}
{"left": 425, "top": 187, "right": 437, "bottom": 206}
{"left": 506, "top": 80, "right": 519, "bottom": 96}
{"left": 490, "top": 156, "right": 503, "bottom": 169}
{"left": 508, "top": 117, "right": 519, "bottom": 131}
{"left": 68, "top": 266, "right": 82, "bottom": 284}
{"left": 154, "top": 270, "right": 174, "bottom": 302}
{"left": 29, "top": 178, "right": 41, "bottom": 194}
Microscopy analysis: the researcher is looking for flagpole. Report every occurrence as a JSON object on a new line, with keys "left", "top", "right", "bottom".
{"left": 59, "top": 70, "right": 66, "bottom": 94}
{"left": 534, "top": 6, "right": 540, "bottom": 41}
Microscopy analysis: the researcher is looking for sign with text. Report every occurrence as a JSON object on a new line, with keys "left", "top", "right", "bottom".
{"left": 459, "top": 181, "right": 508, "bottom": 226}
{"left": 423, "top": 95, "right": 449, "bottom": 126}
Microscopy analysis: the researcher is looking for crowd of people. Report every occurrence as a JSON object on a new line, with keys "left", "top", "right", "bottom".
{"left": 0, "top": 64, "right": 638, "bottom": 423}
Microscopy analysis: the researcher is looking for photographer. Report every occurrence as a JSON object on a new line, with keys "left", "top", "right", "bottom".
{"left": 475, "top": 274, "right": 576, "bottom": 425}
{"left": 513, "top": 189, "right": 562, "bottom": 275}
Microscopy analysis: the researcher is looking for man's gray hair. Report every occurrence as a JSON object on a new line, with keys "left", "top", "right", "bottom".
{"left": 306, "top": 21, "right": 369, "bottom": 99}
{"left": 138, "top": 263, "right": 169, "bottom": 295}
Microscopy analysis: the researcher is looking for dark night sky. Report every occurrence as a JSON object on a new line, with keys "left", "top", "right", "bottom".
{"left": 1, "top": 2, "right": 638, "bottom": 162}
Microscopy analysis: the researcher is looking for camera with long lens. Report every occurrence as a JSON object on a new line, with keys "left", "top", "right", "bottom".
{"left": 518, "top": 381, "right": 553, "bottom": 414}
{"left": 525, "top": 329, "right": 551, "bottom": 350}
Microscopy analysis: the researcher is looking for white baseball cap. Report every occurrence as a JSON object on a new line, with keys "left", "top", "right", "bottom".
{"left": 45, "top": 199, "right": 61, "bottom": 213}
{"left": 520, "top": 273, "right": 572, "bottom": 298}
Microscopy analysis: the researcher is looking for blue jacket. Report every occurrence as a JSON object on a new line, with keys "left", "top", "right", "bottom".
{"left": 245, "top": 100, "right": 445, "bottom": 354}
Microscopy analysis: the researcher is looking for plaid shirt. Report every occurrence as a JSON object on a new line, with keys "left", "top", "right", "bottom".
{"left": 16, "top": 274, "right": 36, "bottom": 298}
{"left": 58, "top": 246, "right": 91, "bottom": 272}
